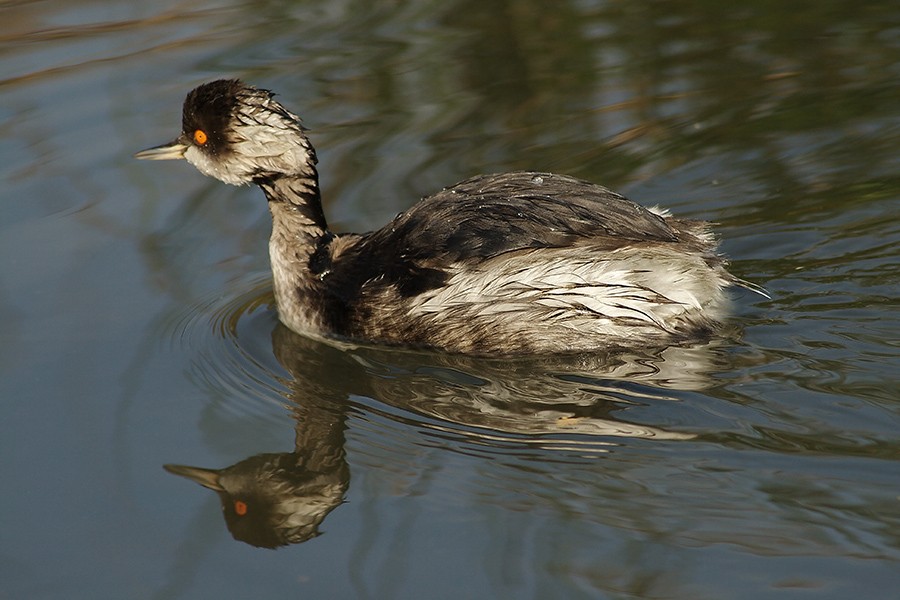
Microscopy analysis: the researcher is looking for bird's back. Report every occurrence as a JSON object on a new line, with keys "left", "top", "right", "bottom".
{"left": 372, "top": 172, "right": 679, "bottom": 261}
{"left": 313, "top": 172, "right": 732, "bottom": 354}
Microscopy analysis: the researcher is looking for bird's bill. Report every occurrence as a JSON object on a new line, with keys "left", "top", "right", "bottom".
{"left": 134, "top": 138, "right": 188, "bottom": 160}
{"left": 163, "top": 464, "right": 225, "bottom": 492}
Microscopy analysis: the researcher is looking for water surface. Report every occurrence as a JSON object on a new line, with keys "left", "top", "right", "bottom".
{"left": 1, "top": 0, "right": 899, "bottom": 598}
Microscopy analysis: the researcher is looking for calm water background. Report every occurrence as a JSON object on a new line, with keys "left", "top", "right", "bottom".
{"left": 2, "top": 0, "right": 899, "bottom": 598}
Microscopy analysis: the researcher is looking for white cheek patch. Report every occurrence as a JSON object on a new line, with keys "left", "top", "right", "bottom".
{"left": 184, "top": 145, "right": 248, "bottom": 186}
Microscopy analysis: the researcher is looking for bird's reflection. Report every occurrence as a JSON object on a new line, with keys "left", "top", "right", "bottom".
{"left": 166, "top": 320, "right": 727, "bottom": 548}
{"left": 165, "top": 389, "right": 348, "bottom": 548}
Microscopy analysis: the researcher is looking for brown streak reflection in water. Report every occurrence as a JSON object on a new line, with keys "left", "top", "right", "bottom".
{"left": 165, "top": 320, "right": 727, "bottom": 548}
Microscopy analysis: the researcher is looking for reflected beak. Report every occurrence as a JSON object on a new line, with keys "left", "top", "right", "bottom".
{"left": 134, "top": 137, "right": 188, "bottom": 160}
{"left": 164, "top": 464, "right": 225, "bottom": 492}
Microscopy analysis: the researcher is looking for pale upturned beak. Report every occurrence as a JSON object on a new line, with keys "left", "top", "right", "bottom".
{"left": 134, "top": 136, "right": 189, "bottom": 160}
{"left": 163, "top": 464, "right": 226, "bottom": 492}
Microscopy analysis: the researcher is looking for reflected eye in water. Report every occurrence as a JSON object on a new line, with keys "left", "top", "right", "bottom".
{"left": 164, "top": 449, "right": 349, "bottom": 549}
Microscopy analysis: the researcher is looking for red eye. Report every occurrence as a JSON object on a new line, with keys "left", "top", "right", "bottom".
{"left": 234, "top": 500, "right": 248, "bottom": 516}
{"left": 193, "top": 129, "right": 208, "bottom": 145}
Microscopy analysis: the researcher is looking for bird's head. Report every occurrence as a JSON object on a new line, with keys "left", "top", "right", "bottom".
{"left": 135, "top": 79, "right": 317, "bottom": 186}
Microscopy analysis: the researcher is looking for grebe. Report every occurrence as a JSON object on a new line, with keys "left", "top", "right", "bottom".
{"left": 136, "top": 79, "right": 757, "bottom": 355}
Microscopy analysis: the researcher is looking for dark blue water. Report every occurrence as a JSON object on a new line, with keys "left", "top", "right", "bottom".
{"left": 2, "top": 1, "right": 898, "bottom": 598}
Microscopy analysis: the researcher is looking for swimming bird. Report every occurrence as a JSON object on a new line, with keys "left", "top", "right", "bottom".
{"left": 136, "top": 79, "right": 758, "bottom": 355}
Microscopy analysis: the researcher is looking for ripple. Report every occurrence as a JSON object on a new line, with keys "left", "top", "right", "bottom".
{"left": 328, "top": 342, "right": 728, "bottom": 464}
{"left": 166, "top": 273, "right": 731, "bottom": 461}
{"left": 167, "top": 273, "right": 289, "bottom": 420}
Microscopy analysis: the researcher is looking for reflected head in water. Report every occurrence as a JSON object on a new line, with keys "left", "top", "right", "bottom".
{"left": 164, "top": 454, "right": 347, "bottom": 548}
{"left": 164, "top": 389, "right": 349, "bottom": 549}
{"left": 164, "top": 452, "right": 350, "bottom": 548}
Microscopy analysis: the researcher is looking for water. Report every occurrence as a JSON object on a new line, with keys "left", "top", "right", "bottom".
{"left": 2, "top": 0, "right": 899, "bottom": 597}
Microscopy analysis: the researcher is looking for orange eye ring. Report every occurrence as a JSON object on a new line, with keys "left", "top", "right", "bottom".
{"left": 193, "top": 129, "right": 208, "bottom": 145}
{"left": 234, "top": 500, "right": 248, "bottom": 516}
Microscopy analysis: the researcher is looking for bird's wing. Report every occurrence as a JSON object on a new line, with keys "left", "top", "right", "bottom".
{"left": 369, "top": 171, "right": 678, "bottom": 265}
{"left": 326, "top": 172, "right": 684, "bottom": 303}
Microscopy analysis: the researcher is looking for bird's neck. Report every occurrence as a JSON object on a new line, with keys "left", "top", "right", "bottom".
{"left": 257, "top": 170, "right": 328, "bottom": 233}
{"left": 259, "top": 171, "right": 334, "bottom": 335}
